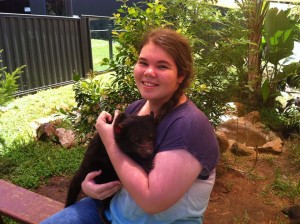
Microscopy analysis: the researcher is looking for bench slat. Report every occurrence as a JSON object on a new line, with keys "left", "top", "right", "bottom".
{"left": 0, "top": 179, "right": 64, "bottom": 224}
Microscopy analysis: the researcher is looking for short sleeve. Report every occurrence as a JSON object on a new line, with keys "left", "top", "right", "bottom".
{"left": 155, "top": 101, "right": 219, "bottom": 179}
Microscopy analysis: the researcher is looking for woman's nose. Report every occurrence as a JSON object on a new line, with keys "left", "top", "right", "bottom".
{"left": 144, "top": 67, "right": 155, "bottom": 76}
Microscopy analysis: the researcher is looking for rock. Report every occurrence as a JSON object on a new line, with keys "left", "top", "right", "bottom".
{"left": 55, "top": 128, "right": 77, "bottom": 148}
{"left": 230, "top": 141, "right": 253, "bottom": 156}
{"left": 244, "top": 111, "right": 260, "bottom": 123}
{"left": 217, "top": 111, "right": 282, "bottom": 149}
{"left": 234, "top": 102, "right": 247, "bottom": 117}
{"left": 215, "top": 130, "right": 230, "bottom": 153}
{"left": 36, "top": 123, "right": 57, "bottom": 141}
{"left": 257, "top": 137, "right": 283, "bottom": 155}
{"left": 31, "top": 115, "right": 64, "bottom": 137}
{"left": 218, "top": 118, "right": 268, "bottom": 148}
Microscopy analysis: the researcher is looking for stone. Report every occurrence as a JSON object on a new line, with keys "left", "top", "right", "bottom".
{"left": 31, "top": 115, "right": 64, "bottom": 138}
{"left": 234, "top": 102, "right": 247, "bottom": 117}
{"left": 244, "top": 111, "right": 260, "bottom": 123}
{"left": 230, "top": 141, "right": 253, "bottom": 156}
{"left": 55, "top": 128, "right": 77, "bottom": 148}
{"left": 257, "top": 137, "right": 283, "bottom": 155}
{"left": 36, "top": 123, "right": 57, "bottom": 141}
{"left": 215, "top": 130, "right": 230, "bottom": 153}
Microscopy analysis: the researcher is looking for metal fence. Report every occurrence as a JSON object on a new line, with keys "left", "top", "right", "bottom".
{"left": 0, "top": 13, "right": 97, "bottom": 95}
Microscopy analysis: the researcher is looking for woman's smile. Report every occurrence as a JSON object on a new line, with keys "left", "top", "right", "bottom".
{"left": 141, "top": 81, "right": 159, "bottom": 87}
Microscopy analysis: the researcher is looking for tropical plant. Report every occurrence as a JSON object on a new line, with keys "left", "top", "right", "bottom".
{"left": 260, "top": 7, "right": 295, "bottom": 107}
{"left": 232, "top": 1, "right": 300, "bottom": 134}
{"left": 235, "top": 0, "right": 270, "bottom": 109}
{"left": 234, "top": 1, "right": 300, "bottom": 109}
{"left": 0, "top": 50, "right": 25, "bottom": 106}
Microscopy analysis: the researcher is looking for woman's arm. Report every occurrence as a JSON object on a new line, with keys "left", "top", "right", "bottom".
{"left": 96, "top": 111, "right": 202, "bottom": 214}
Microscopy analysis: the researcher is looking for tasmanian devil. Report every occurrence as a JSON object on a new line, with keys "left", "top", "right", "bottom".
{"left": 282, "top": 205, "right": 300, "bottom": 224}
{"left": 65, "top": 112, "right": 156, "bottom": 224}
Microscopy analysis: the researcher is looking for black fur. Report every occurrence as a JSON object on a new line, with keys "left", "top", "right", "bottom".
{"left": 65, "top": 112, "right": 155, "bottom": 224}
{"left": 282, "top": 205, "right": 300, "bottom": 224}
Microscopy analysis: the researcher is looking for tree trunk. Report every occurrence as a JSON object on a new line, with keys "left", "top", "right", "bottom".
{"left": 238, "top": 0, "right": 269, "bottom": 108}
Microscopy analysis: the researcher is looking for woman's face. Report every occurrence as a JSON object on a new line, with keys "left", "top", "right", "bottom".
{"left": 134, "top": 41, "right": 184, "bottom": 105}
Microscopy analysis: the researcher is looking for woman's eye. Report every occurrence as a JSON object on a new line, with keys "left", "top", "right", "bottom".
{"left": 158, "top": 65, "right": 168, "bottom": 69}
{"left": 138, "top": 61, "right": 148, "bottom": 66}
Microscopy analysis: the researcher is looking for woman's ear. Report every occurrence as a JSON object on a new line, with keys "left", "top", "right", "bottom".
{"left": 177, "top": 75, "right": 185, "bottom": 85}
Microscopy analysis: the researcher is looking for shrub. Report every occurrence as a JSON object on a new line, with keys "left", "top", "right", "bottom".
{"left": 60, "top": 72, "right": 110, "bottom": 138}
{"left": 0, "top": 50, "right": 25, "bottom": 106}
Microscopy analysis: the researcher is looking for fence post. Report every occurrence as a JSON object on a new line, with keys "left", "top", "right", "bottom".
{"left": 80, "top": 16, "right": 93, "bottom": 75}
{"left": 108, "top": 21, "right": 113, "bottom": 60}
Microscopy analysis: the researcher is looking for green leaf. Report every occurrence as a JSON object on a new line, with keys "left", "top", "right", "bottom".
{"left": 73, "top": 73, "right": 81, "bottom": 82}
{"left": 263, "top": 8, "right": 294, "bottom": 64}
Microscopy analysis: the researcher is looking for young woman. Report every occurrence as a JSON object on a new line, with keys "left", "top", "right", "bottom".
{"left": 42, "top": 27, "right": 220, "bottom": 224}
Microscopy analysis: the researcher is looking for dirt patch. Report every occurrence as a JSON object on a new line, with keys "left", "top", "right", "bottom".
{"left": 35, "top": 176, "right": 72, "bottom": 204}
{"left": 35, "top": 150, "right": 297, "bottom": 223}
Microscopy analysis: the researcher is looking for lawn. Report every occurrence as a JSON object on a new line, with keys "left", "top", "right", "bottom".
{"left": 0, "top": 84, "right": 84, "bottom": 188}
{"left": 0, "top": 85, "right": 76, "bottom": 150}
{"left": 0, "top": 70, "right": 114, "bottom": 190}
{"left": 91, "top": 39, "right": 119, "bottom": 71}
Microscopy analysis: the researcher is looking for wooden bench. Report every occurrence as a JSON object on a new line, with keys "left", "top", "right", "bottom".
{"left": 0, "top": 179, "right": 64, "bottom": 224}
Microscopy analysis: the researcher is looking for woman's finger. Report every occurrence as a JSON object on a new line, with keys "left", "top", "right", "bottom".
{"left": 85, "top": 170, "right": 102, "bottom": 182}
{"left": 111, "top": 110, "right": 120, "bottom": 125}
{"left": 98, "top": 111, "right": 112, "bottom": 124}
{"left": 95, "top": 181, "right": 122, "bottom": 199}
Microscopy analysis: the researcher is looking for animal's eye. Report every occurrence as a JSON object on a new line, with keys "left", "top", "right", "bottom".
{"left": 132, "top": 136, "right": 139, "bottom": 142}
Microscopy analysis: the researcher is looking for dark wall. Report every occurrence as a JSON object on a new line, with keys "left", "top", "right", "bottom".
{"left": 72, "top": 0, "right": 141, "bottom": 16}
{"left": 0, "top": 0, "right": 30, "bottom": 14}
{"left": 0, "top": 0, "right": 142, "bottom": 17}
{"left": 29, "top": 0, "right": 46, "bottom": 15}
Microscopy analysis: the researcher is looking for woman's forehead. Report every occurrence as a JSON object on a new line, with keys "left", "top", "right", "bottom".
{"left": 139, "top": 42, "right": 175, "bottom": 64}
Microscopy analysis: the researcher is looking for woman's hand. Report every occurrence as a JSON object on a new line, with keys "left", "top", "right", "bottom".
{"left": 81, "top": 170, "right": 121, "bottom": 200}
{"left": 95, "top": 110, "right": 119, "bottom": 147}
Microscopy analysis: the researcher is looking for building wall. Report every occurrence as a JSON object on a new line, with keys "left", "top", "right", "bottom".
{"left": 72, "top": 0, "right": 141, "bottom": 16}
{"left": 0, "top": 0, "right": 31, "bottom": 14}
{"left": 0, "top": 0, "right": 141, "bottom": 17}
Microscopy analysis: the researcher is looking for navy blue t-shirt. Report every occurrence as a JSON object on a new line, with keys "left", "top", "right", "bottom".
{"left": 125, "top": 99, "right": 220, "bottom": 179}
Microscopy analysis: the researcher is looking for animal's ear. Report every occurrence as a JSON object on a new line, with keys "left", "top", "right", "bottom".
{"left": 114, "top": 112, "right": 127, "bottom": 134}
{"left": 114, "top": 124, "right": 123, "bottom": 134}
{"left": 114, "top": 112, "right": 127, "bottom": 125}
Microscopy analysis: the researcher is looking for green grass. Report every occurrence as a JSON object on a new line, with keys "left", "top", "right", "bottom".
{"left": 91, "top": 39, "right": 119, "bottom": 71}
{"left": 0, "top": 84, "right": 82, "bottom": 188}
{"left": 0, "top": 85, "right": 76, "bottom": 151}
{"left": 0, "top": 140, "right": 85, "bottom": 189}
{"left": 271, "top": 167, "right": 300, "bottom": 201}
{"left": 287, "top": 135, "right": 300, "bottom": 169}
